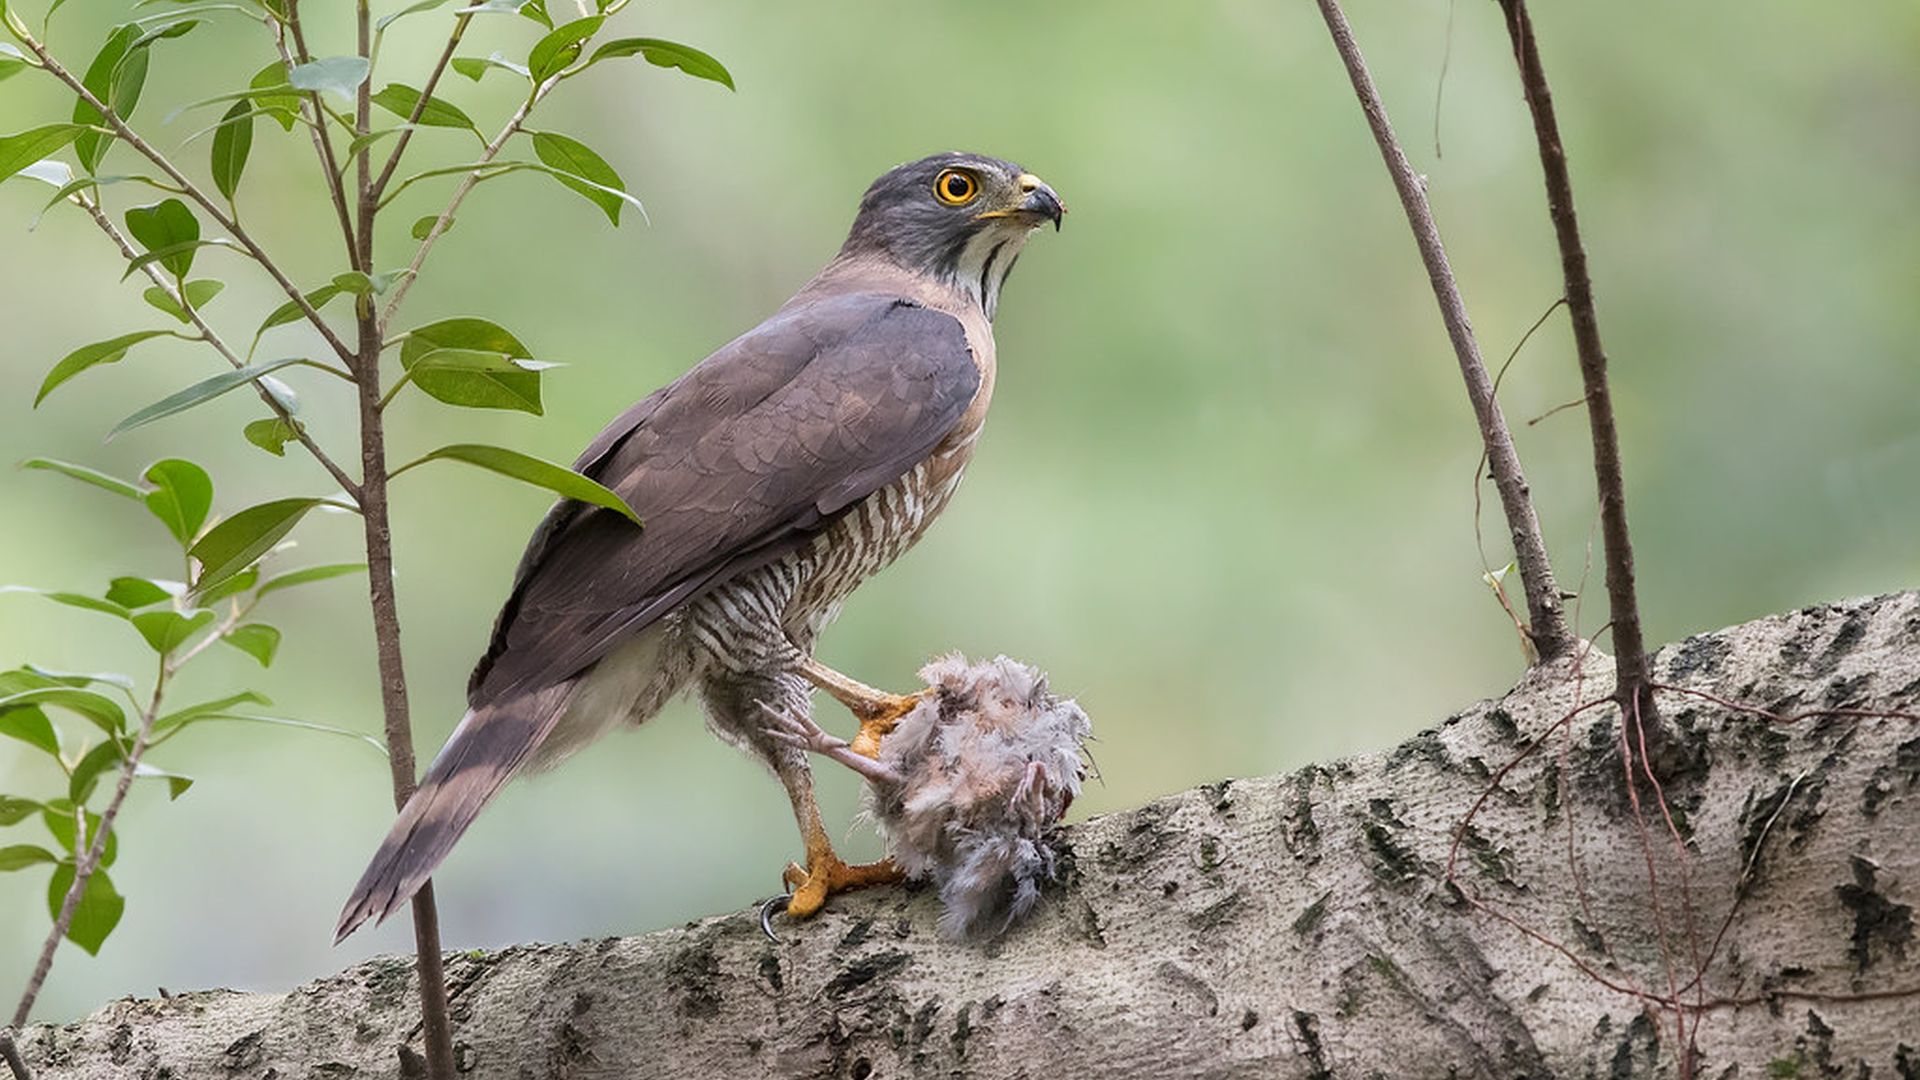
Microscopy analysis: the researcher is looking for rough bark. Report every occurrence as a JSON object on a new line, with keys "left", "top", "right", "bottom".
{"left": 17, "top": 594, "right": 1920, "bottom": 1078}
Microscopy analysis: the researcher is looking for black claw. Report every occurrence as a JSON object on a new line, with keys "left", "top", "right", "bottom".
{"left": 759, "top": 893, "right": 791, "bottom": 942}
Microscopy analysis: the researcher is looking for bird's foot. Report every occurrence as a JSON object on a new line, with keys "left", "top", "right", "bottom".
{"left": 761, "top": 702, "right": 903, "bottom": 785}
{"left": 780, "top": 852, "right": 904, "bottom": 919}
{"left": 848, "top": 689, "right": 930, "bottom": 759}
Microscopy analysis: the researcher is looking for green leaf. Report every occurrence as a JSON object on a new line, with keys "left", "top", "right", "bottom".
{"left": 188, "top": 497, "right": 324, "bottom": 596}
{"left": 141, "top": 278, "right": 224, "bottom": 323}
{"left": 0, "top": 587, "right": 134, "bottom": 622}
{"left": 450, "top": 52, "right": 528, "bottom": 82}
{"left": 68, "top": 739, "right": 124, "bottom": 803}
{"left": 370, "top": 82, "right": 477, "bottom": 132}
{"left": 0, "top": 687, "right": 126, "bottom": 736}
{"left": 131, "top": 608, "right": 214, "bottom": 653}
{"left": 287, "top": 55, "right": 370, "bottom": 101}
{"left": 154, "top": 691, "right": 271, "bottom": 735}
{"left": 223, "top": 623, "right": 280, "bottom": 667}
{"left": 455, "top": 0, "right": 531, "bottom": 13}
{"left": 377, "top": 0, "right": 452, "bottom": 31}
{"left": 195, "top": 566, "right": 257, "bottom": 604}
{"left": 0, "top": 708, "right": 60, "bottom": 756}
{"left": 396, "top": 444, "right": 641, "bottom": 524}
{"left": 18, "top": 458, "right": 143, "bottom": 500}
{"left": 256, "top": 562, "right": 363, "bottom": 596}
{"left": 142, "top": 458, "right": 213, "bottom": 543}
{"left": 531, "top": 131, "right": 627, "bottom": 226}
{"left": 104, "top": 576, "right": 177, "bottom": 608}
{"left": 410, "top": 213, "right": 450, "bottom": 240}
{"left": 0, "top": 124, "right": 86, "bottom": 185}
{"left": 0, "top": 797, "right": 43, "bottom": 827}
{"left": 527, "top": 15, "right": 601, "bottom": 81}
{"left": 35, "top": 330, "right": 177, "bottom": 406}
{"left": 250, "top": 62, "right": 299, "bottom": 131}
{"left": 0, "top": 845, "right": 56, "bottom": 872}
{"left": 243, "top": 416, "right": 305, "bottom": 457}
{"left": 22, "top": 665, "right": 135, "bottom": 691}
{"left": 0, "top": 43, "right": 27, "bottom": 84}
{"left": 73, "top": 25, "right": 150, "bottom": 173}
{"left": 48, "top": 864, "right": 124, "bottom": 955}
{"left": 399, "top": 317, "right": 548, "bottom": 412}
{"left": 253, "top": 283, "right": 343, "bottom": 340}
{"left": 119, "top": 238, "right": 240, "bottom": 282}
{"left": 210, "top": 99, "right": 253, "bottom": 201}
{"left": 132, "top": 763, "right": 193, "bottom": 799}
{"left": 124, "top": 198, "right": 201, "bottom": 278}
{"left": 108, "top": 356, "right": 305, "bottom": 439}
{"left": 586, "top": 37, "right": 733, "bottom": 89}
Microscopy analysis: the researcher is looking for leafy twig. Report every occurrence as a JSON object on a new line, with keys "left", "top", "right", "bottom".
{"left": 71, "top": 194, "right": 362, "bottom": 501}
{"left": 11, "top": 23, "right": 358, "bottom": 366}
{"left": 1312, "top": 0, "right": 1575, "bottom": 662}
{"left": 10, "top": 657, "right": 168, "bottom": 1027}
{"left": 1494, "top": 0, "right": 1659, "bottom": 750}
{"left": 369, "top": 13, "right": 472, "bottom": 200}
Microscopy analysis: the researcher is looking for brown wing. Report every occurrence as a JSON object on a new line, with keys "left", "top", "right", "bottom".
{"left": 467, "top": 292, "right": 979, "bottom": 703}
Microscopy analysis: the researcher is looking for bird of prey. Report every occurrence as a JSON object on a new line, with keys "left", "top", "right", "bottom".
{"left": 335, "top": 152, "right": 1065, "bottom": 940}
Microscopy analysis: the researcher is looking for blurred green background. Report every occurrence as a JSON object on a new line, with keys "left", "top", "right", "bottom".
{"left": 2, "top": 0, "right": 1915, "bottom": 1022}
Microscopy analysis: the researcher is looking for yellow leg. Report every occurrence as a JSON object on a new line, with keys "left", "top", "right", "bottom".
{"left": 780, "top": 791, "right": 903, "bottom": 919}
{"left": 794, "top": 655, "right": 928, "bottom": 759}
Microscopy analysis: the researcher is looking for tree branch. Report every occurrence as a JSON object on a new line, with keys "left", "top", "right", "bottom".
{"left": 1313, "top": 0, "right": 1575, "bottom": 663}
{"left": 1495, "top": 0, "right": 1660, "bottom": 752}
{"left": 10, "top": 656, "right": 169, "bottom": 1028}
{"left": 71, "top": 195, "right": 362, "bottom": 501}
{"left": 369, "top": 13, "right": 471, "bottom": 201}
{"left": 348, "top": 1, "right": 456, "bottom": 1075}
{"left": 13, "top": 594, "right": 1920, "bottom": 1076}
{"left": 377, "top": 82, "right": 550, "bottom": 337}
{"left": 277, "top": 2, "right": 359, "bottom": 267}
{"left": 12, "top": 25, "right": 358, "bottom": 367}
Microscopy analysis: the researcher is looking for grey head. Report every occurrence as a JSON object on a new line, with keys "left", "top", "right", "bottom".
{"left": 839, "top": 151, "right": 1065, "bottom": 319}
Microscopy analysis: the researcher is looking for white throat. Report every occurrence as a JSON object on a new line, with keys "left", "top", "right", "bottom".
{"left": 951, "top": 226, "right": 1034, "bottom": 321}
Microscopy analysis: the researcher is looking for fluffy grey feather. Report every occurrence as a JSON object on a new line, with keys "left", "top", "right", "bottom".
{"left": 865, "top": 655, "right": 1092, "bottom": 938}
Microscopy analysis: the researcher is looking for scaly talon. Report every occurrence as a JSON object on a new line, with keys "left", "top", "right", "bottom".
{"left": 779, "top": 851, "right": 903, "bottom": 920}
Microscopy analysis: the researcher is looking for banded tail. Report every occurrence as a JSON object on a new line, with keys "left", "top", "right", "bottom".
{"left": 334, "top": 682, "right": 573, "bottom": 942}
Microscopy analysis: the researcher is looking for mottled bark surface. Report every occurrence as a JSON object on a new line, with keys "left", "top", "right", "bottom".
{"left": 19, "top": 594, "right": 1920, "bottom": 1078}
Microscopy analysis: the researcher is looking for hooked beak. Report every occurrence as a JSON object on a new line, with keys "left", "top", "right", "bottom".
{"left": 1016, "top": 173, "right": 1066, "bottom": 231}
{"left": 978, "top": 173, "right": 1066, "bottom": 231}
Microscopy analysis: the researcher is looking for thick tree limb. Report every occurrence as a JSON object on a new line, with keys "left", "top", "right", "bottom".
{"left": 17, "top": 594, "right": 1920, "bottom": 1077}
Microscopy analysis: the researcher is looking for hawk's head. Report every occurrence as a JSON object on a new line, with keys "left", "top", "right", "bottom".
{"left": 841, "top": 152, "right": 1065, "bottom": 318}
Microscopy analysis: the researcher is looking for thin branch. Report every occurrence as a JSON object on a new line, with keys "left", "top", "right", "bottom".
{"left": 351, "top": 1, "right": 456, "bottom": 1074}
{"left": 370, "top": 13, "right": 472, "bottom": 200}
{"left": 13, "top": 25, "right": 357, "bottom": 367}
{"left": 74, "top": 194, "right": 363, "bottom": 501}
{"left": 378, "top": 82, "right": 552, "bottom": 336}
{"left": 11, "top": 657, "right": 168, "bottom": 1028}
{"left": 0, "top": 1029, "right": 33, "bottom": 1080}
{"left": 1313, "top": 0, "right": 1575, "bottom": 662}
{"left": 1495, "top": 0, "right": 1659, "bottom": 742}
{"left": 276, "top": 4, "right": 358, "bottom": 266}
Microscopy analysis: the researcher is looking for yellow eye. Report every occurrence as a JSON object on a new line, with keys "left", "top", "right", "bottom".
{"left": 933, "top": 169, "right": 978, "bottom": 206}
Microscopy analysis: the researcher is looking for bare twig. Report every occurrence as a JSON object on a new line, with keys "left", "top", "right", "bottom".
{"left": 350, "top": 0, "right": 455, "bottom": 1074}
{"left": 13, "top": 25, "right": 357, "bottom": 366}
{"left": 1495, "top": 0, "right": 1659, "bottom": 748}
{"left": 1313, "top": 0, "right": 1574, "bottom": 663}
{"left": 0, "top": 1029, "right": 33, "bottom": 1080}
{"left": 277, "top": 3, "right": 358, "bottom": 266}
{"left": 11, "top": 658, "right": 168, "bottom": 1027}
{"left": 370, "top": 13, "right": 472, "bottom": 200}
{"left": 72, "top": 196, "right": 362, "bottom": 501}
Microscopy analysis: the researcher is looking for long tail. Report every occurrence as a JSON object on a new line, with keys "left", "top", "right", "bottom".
{"left": 334, "top": 682, "right": 574, "bottom": 943}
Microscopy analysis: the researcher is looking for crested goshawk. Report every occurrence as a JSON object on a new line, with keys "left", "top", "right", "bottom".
{"left": 336, "top": 152, "right": 1065, "bottom": 939}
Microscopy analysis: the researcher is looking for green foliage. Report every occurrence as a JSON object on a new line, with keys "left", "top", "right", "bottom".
{"left": 1, "top": 0, "right": 728, "bottom": 997}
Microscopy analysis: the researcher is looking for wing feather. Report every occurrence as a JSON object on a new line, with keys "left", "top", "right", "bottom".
{"left": 467, "top": 292, "right": 977, "bottom": 703}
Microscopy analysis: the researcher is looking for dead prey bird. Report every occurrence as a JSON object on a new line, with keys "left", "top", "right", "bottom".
{"left": 766, "top": 654, "right": 1092, "bottom": 938}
